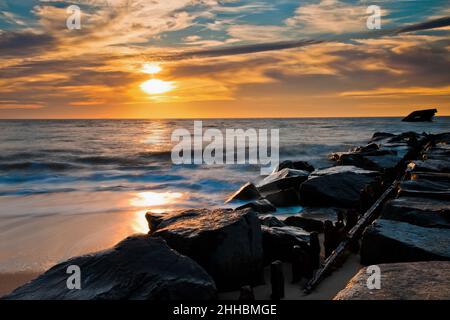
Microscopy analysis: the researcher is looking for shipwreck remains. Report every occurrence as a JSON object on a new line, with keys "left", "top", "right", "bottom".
{"left": 402, "top": 108, "right": 437, "bottom": 122}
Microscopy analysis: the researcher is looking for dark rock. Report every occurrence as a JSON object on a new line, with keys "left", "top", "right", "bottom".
{"left": 2, "top": 235, "right": 217, "bottom": 300}
{"left": 381, "top": 197, "right": 450, "bottom": 229}
{"left": 433, "top": 132, "right": 450, "bottom": 144}
{"left": 324, "top": 220, "right": 340, "bottom": 258}
{"left": 225, "top": 182, "right": 261, "bottom": 203}
{"left": 408, "top": 159, "right": 450, "bottom": 173}
{"left": 333, "top": 152, "right": 402, "bottom": 172}
{"left": 361, "top": 219, "right": 450, "bottom": 265}
{"left": 410, "top": 172, "right": 450, "bottom": 182}
{"left": 258, "top": 214, "right": 285, "bottom": 227}
{"left": 334, "top": 261, "right": 450, "bottom": 300}
{"left": 275, "top": 160, "right": 314, "bottom": 173}
{"left": 402, "top": 108, "right": 437, "bottom": 122}
{"left": 236, "top": 198, "right": 276, "bottom": 213}
{"left": 146, "top": 208, "right": 263, "bottom": 292}
{"left": 309, "top": 232, "right": 321, "bottom": 270}
{"left": 283, "top": 215, "right": 324, "bottom": 233}
{"left": 261, "top": 225, "right": 309, "bottom": 264}
{"left": 424, "top": 146, "right": 450, "bottom": 161}
{"left": 310, "top": 166, "right": 378, "bottom": 177}
{"left": 239, "top": 286, "right": 255, "bottom": 301}
{"left": 351, "top": 143, "right": 379, "bottom": 153}
{"left": 299, "top": 166, "right": 378, "bottom": 208}
{"left": 297, "top": 207, "right": 341, "bottom": 223}
{"left": 264, "top": 187, "right": 301, "bottom": 207}
{"left": 388, "top": 131, "right": 423, "bottom": 143}
{"left": 257, "top": 168, "right": 309, "bottom": 193}
{"left": 370, "top": 132, "right": 395, "bottom": 142}
{"left": 398, "top": 179, "right": 450, "bottom": 201}
{"left": 270, "top": 261, "right": 285, "bottom": 300}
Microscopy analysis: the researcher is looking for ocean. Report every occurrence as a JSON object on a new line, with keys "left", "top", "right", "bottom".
{"left": 0, "top": 117, "right": 449, "bottom": 272}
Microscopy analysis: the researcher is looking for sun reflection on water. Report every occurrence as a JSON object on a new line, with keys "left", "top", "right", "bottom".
{"left": 130, "top": 191, "right": 184, "bottom": 233}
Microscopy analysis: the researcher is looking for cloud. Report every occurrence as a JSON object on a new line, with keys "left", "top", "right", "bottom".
{"left": 286, "top": 0, "right": 376, "bottom": 34}
{"left": 157, "top": 16, "right": 450, "bottom": 60}
{"left": 0, "top": 31, "right": 55, "bottom": 57}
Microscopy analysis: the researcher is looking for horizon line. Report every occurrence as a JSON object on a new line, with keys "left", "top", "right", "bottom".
{"left": 1, "top": 115, "right": 449, "bottom": 120}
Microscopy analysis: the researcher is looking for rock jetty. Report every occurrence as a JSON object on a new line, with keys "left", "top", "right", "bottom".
{"left": 3, "top": 130, "right": 449, "bottom": 300}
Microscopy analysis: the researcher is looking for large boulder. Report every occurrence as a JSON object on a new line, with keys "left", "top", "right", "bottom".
{"left": 361, "top": 219, "right": 450, "bottom": 265}
{"left": 332, "top": 152, "right": 402, "bottom": 172}
{"left": 334, "top": 261, "right": 450, "bottom": 300}
{"left": 261, "top": 225, "right": 310, "bottom": 264}
{"left": 264, "top": 187, "right": 301, "bottom": 207}
{"left": 257, "top": 168, "right": 309, "bottom": 193}
{"left": 299, "top": 166, "right": 378, "bottom": 208}
{"left": 297, "top": 207, "right": 341, "bottom": 223}
{"left": 398, "top": 179, "right": 450, "bottom": 201}
{"left": 2, "top": 235, "right": 217, "bottom": 300}
{"left": 381, "top": 197, "right": 450, "bottom": 229}
{"left": 283, "top": 215, "right": 324, "bottom": 233}
{"left": 408, "top": 159, "right": 450, "bottom": 173}
{"left": 424, "top": 146, "right": 450, "bottom": 161}
{"left": 146, "top": 208, "right": 263, "bottom": 291}
{"left": 236, "top": 198, "right": 276, "bottom": 213}
{"left": 258, "top": 214, "right": 285, "bottom": 227}
{"left": 225, "top": 182, "right": 261, "bottom": 203}
{"left": 274, "top": 160, "right": 314, "bottom": 173}
{"left": 370, "top": 132, "right": 395, "bottom": 142}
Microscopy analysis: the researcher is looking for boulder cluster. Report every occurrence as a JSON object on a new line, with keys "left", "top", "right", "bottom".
{"left": 336, "top": 132, "right": 450, "bottom": 300}
{"left": 3, "top": 131, "right": 449, "bottom": 300}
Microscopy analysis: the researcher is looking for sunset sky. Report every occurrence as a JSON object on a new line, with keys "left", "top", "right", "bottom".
{"left": 0, "top": 0, "right": 449, "bottom": 118}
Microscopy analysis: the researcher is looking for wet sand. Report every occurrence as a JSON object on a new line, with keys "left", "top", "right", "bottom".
{"left": 219, "top": 254, "right": 361, "bottom": 300}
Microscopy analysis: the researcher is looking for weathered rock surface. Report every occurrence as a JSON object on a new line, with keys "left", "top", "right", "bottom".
{"left": 283, "top": 215, "right": 324, "bottom": 233}
{"left": 297, "top": 207, "right": 341, "bottom": 223}
{"left": 261, "top": 225, "right": 310, "bottom": 264}
{"left": 258, "top": 214, "right": 285, "bottom": 227}
{"left": 310, "top": 165, "right": 377, "bottom": 177}
{"left": 264, "top": 187, "right": 301, "bottom": 207}
{"left": 398, "top": 179, "right": 450, "bottom": 201}
{"left": 274, "top": 160, "right": 314, "bottom": 173}
{"left": 334, "top": 261, "right": 450, "bottom": 300}
{"left": 299, "top": 166, "right": 378, "bottom": 208}
{"left": 424, "top": 146, "right": 450, "bottom": 161}
{"left": 146, "top": 208, "right": 263, "bottom": 291}
{"left": 330, "top": 131, "right": 427, "bottom": 172}
{"left": 236, "top": 198, "right": 276, "bottom": 213}
{"left": 257, "top": 168, "right": 309, "bottom": 193}
{"left": 411, "top": 172, "right": 450, "bottom": 182}
{"left": 2, "top": 235, "right": 217, "bottom": 300}
{"left": 433, "top": 132, "right": 450, "bottom": 144}
{"left": 381, "top": 197, "right": 450, "bottom": 229}
{"left": 225, "top": 182, "right": 261, "bottom": 203}
{"left": 361, "top": 219, "right": 450, "bottom": 265}
{"left": 408, "top": 159, "right": 450, "bottom": 173}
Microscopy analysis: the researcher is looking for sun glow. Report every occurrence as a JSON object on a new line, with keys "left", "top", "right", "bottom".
{"left": 140, "top": 79, "right": 175, "bottom": 95}
{"left": 130, "top": 191, "right": 184, "bottom": 208}
{"left": 142, "top": 63, "right": 162, "bottom": 75}
{"left": 129, "top": 191, "right": 184, "bottom": 233}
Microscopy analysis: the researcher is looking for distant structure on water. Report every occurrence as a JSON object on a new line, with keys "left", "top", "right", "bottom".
{"left": 402, "top": 109, "right": 438, "bottom": 122}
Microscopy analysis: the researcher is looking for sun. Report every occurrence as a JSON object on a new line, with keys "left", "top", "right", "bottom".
{"left": 140, "top": 79, "right": 175, "bottom": 95}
